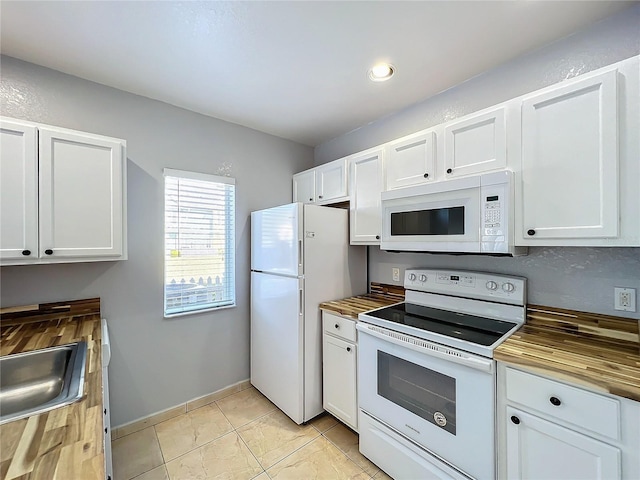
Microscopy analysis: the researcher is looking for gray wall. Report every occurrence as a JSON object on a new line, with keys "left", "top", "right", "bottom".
{"left": 315, "top": 6, "right": 640, "bottom": 321}
{"left": 0, "top": 56, "right": 314, "bottom": 426}
{"left": 315, "top": 5, "right": 640, "bottom": 163}
{"left": 370, "top": 248, "right": 640, "bottom": 320}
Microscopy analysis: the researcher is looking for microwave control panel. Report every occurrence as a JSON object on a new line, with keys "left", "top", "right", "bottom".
{"left": 481, "top": 181, "right": 509, "bottom": 238}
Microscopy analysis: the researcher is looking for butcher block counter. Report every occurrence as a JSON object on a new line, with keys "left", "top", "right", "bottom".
{"left": 495, "top": 305, "right": 640, "bottom": 403}
{"left": 319, "top": 282, "right": 404, "bottom": 319}
{"left": 0, "top": 299, "right": 105, "bottom": 480}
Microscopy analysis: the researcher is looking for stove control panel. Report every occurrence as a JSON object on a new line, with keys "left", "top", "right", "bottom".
{"left": 404, "top": 268, "right": 526, "bottom": 306}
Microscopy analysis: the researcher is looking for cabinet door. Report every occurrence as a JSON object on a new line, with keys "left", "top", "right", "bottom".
{"left": 323, "top": 333, "right": 357, "bottom": 431}
{"left": 316, "top": 158, "right": 348, "bottom": 203}
{"left": 444, "top": 107, "right": 506, "bottom": 178}
{"left": 0, "top": 120, "right": 38, "bottom": 261}
{"left": 38, "top": 128, "right": 125, "bottom": 258}
{"left": 519, "top": 70, "right": 618, "bottom": 241}
{"left": 385, "top": 131, "right": 436, "bottom": 190}
{"left": 293, "top": 170, "right": 315, "bottom": 203}
{"left": 349, "top": 150, "right": 383, "bottom": 244}
{"left": 506, "top": 407, "right": 621, "bottom": 480}
{"left": 103, "top": 365, "right": 113, "bottom": 480}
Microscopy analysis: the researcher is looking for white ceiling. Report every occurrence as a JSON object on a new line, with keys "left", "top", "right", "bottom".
{"left": 0, "top": 1, "right": 635, "bottom": 146}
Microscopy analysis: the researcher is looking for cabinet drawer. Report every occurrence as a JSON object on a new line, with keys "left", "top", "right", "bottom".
{"left": 505, "top": 367, "right": 620, "bottom": 440}
{"left": 323, "top": 312, "right": 356, "bottom": 342}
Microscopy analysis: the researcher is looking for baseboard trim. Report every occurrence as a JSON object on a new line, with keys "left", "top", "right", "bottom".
{"left": 111, "top": 379, "right": 251, "bottom": 440}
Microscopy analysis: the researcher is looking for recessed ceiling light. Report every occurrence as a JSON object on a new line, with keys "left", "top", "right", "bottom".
{"left": 368, "top": 63, "right": 395, "bottom": 82}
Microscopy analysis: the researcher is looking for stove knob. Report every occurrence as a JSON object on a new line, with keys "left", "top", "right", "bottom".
{"left": 419, "top": 274, "right": 427, "bottom": 282}
{"left": 408, "top": 273, "right": 417, "bottom": 281}
{"left": 502, "top": 282, "right": 515, "bottom": 293}
{"left": 486, "top": 281, "right": 498, "bottom": 291}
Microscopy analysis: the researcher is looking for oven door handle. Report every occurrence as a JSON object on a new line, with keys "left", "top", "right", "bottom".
{"left": 357, "top": 323, "right": 494, "bottom": 373}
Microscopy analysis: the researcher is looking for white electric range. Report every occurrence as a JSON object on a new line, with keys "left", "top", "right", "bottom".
{"left": 357, "top": 268, "right": 527, "bottom": 480}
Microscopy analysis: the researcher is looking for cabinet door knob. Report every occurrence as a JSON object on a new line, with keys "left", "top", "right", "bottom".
{"left": 104, "top": 427, "right": 108, "bottom": 433}
{"left": 44, "top": 249, "right": 53, "bottom": 255}
{"left": 347, "top": 346, "right": 351, "bottom": 352}
{"left": 375, "top": 235, "right": 380, "bottom": 240}
{"left": 22, "top": 250, "right": 31, "bottom": 256}
{"left": 104, "top": 408, "right": 107, "bottom": 415}
{"left": 527, "top": 229, "right": 536, "bottom": 236}
{"left": 423, "top": 173, "right": 429, "bottom": 178}
{"left": 334, "top": 323, "right": 340, "bottom": 329}
{"left": 549, "top": 396, "right": 562, "bottom": 406}
{"left": 319, "top": 195, "right": 323, "bottom": 199}
{"left": 510, "top": 415, "right": 520, "bottom": 425}
{"left": 446, "top": 168, "right": 453, "bottom": 174}
{"left": 309, "top": 198, "right": 313, "bottom": 201}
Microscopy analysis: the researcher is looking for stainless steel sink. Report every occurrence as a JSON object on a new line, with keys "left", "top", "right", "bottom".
{"left": 0, "top": 342, "right": 87, "bottom": 424}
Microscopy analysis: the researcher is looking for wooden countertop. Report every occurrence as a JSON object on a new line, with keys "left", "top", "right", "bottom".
{"left": 0, "top": 299, "right": 105, "bottom": 480}
{"left": 495, "top": 305, "right": 640, "bottom": 403}
{"left": 319, "top": 283, "right": 405, "bottom": 320}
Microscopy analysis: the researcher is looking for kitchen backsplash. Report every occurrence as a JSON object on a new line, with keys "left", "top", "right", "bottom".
{"left": 369, "top": 246, "right": 640, "bottom": 321}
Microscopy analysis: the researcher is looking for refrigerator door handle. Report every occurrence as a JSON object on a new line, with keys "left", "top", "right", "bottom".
{"left": 299, "top": 288, "right": 304, "bottom": 316}
{"left": 298, "top": 240, "right": 303, "bottom": 268}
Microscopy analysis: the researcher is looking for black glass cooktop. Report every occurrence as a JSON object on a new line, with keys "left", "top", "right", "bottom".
{"left": 367, "top": 303, "right": 517, "bottom": 346}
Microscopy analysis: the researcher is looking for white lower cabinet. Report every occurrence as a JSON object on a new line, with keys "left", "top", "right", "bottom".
{"left": 506, "top": 406, "right": 620, "bottom": 479}
{"left": 101, "top": 319, "right": 113, "bottom": 480}
{"left": 322, "top": 312, "right": 358, "bottom": 431}
{"left": 498, "top": 363, "right": 640, "bottom": 480}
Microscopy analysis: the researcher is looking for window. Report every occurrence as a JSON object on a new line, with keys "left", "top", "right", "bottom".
{"left": 163, "top": 168, "right": 235, "bottom": 316}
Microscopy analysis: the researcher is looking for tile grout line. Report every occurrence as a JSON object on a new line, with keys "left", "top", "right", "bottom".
{"left": 321, "top": 423, "right": 381, "bottom": 478}
{"left": 153, "top": 392, "right": 279, "bottom": 478}
{"left": 235, "top": 424, "right": 268, "bottom": 478}
{"left": 115, "top": 388, "right": 371, "bottom": 480}
{"left": 320, "top": 428, "right": 372, "bottom": 478}
{"left": 252, "top": 422, "right": 324, "bottom": 473}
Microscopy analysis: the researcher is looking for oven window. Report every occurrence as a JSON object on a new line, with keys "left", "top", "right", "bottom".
{"left": 378, "top": 351, "right": 456, "bottom": 435}
{"left": 390, "top": 206, "right": 464, "bottom": 236}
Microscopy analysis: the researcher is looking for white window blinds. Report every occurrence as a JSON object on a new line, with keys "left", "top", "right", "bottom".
{"left": 163, "top": 168, "right": 235, "bottom": 316}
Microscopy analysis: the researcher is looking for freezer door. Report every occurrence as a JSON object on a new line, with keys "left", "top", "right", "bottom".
{"left": 251, "top": 203, "right": 303, "bottom": 276}
{"left": 250, "top": 271, "right": 304, "bottom": 423}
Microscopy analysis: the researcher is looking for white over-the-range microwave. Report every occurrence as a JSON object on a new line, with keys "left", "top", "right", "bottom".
{"left": 380, "top": 170, "right": 528, "bottom": 256}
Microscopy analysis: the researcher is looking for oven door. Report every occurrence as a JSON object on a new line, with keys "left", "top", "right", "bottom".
{"left": 357, "top": 323, "right": 495, "bottom": 480}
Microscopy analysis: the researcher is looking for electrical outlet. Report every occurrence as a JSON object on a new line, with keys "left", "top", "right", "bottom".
{"left": 392, "top": 267, "right": 400, "bottom": 282}
{"left": 614, "top": 287, "right": 636, "bottom": 312}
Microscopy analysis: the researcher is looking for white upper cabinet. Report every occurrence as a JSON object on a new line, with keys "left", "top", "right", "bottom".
{"left": 315, "top": 158, "right": 348, "bottom": 204}
{"left": 292, "top": 56, "right": 639, "bottom": 247}
{"left": 349, "top": 149, "right": 383, "bottom": 244}
{"left": 385, "top": 131, "right": 436, "bottom": 190}
{"left": 0, "top": 120, "right": 39, "bottom": 261}
{"left": 0, "top": 117, "right": 127, "bottom": 265}
{"left": 516, "top": 65, "right": 631, "bottom": 245}
{"left": 38, "top": 127, "right": 125, "bottom": 259}
{"left": 444, "top": 106, "right": 507, "bottom": 178}
{"left": 293, "top": 169, "right": 316, "bottom": 204}
{"left": 292, "top": 157, "right": 348, "bottom": 205}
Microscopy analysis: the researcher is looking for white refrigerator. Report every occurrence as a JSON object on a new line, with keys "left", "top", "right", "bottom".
{"left": 251, "top": 203, "right": 366, "bottom": 424}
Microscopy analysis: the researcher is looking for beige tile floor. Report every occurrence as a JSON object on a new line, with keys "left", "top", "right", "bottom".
{"left": 112, "top": 386, "right": 393, "bottom": 480}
